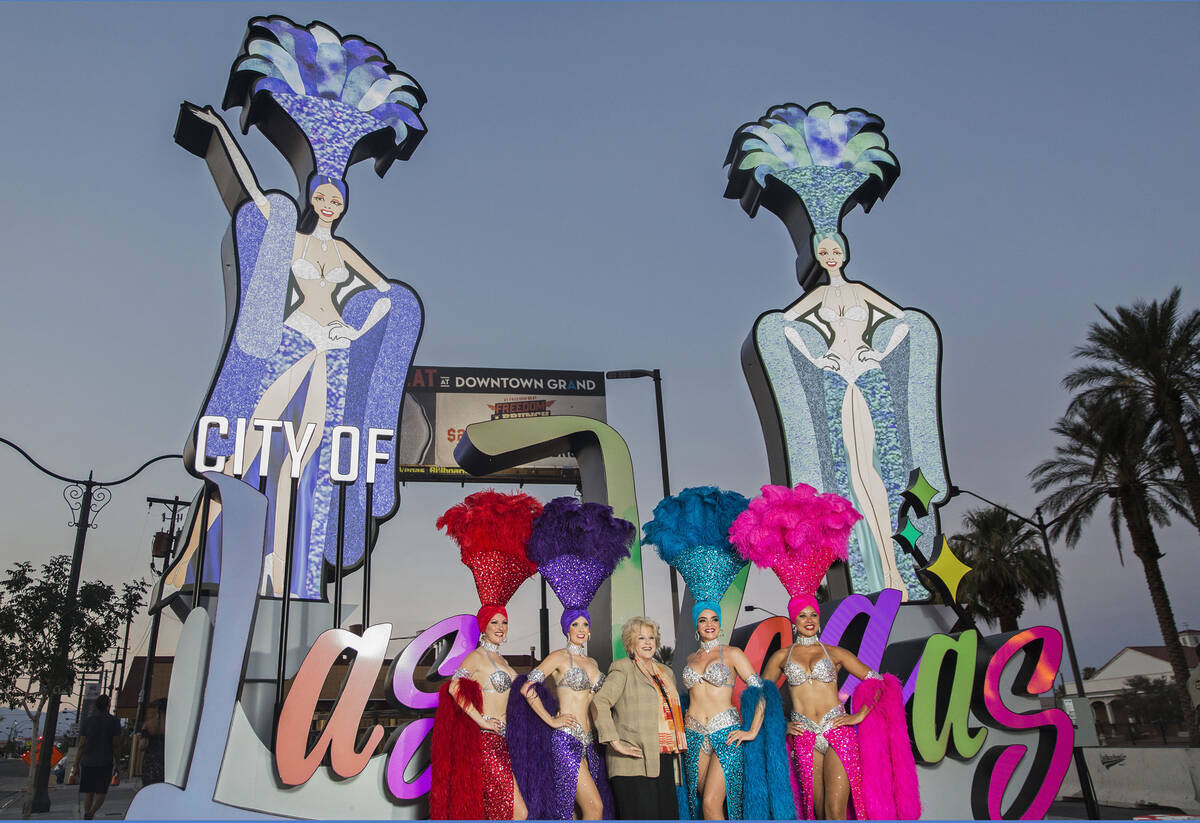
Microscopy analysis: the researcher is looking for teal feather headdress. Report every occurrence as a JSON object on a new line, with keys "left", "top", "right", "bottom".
{"left": 642, "top": 487, "right": 750, "bottom": 618}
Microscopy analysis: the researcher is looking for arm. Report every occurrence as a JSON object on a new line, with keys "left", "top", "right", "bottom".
{"left": 592, "top": 665, "right": 642, "bottom": 758}
{"left": 726, "top": 648, "right": 765, "bottom": 744}
{"left": 521, "top": 654, "right": 578, "bottom": 729}
{"left": 828, "top": 646, "right": 883, "bottom": 727}
{"left": 782, "top": 288, "right": 826, "bottom": 322}
{"left": 447, "top": 656, "right": 502, "bottom": 734}
{"left": 338, "top": 243, "right": 391, "bottom": 293}
{"left": 111, "top": 731, "right": 121, "bottom": 780}
{"left": 175, "top": 103, "right": 270, "bottom": 219}
{"left": 761, "top": 647, "right": 786, "bottom": 685}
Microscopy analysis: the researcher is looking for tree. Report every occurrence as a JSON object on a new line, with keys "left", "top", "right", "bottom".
{"left": 950, "top": 505, "right": 1059, "bottom": 633}
{"left": 1064, "top": 288, "right": 1200, "bottom": 538}
{"left": 0, "top": 557, "right": 146, "bottom": 790}
{"left": 1113, "top": 675, "right": 1182, "bottom": 726}
{"left": 1030, "top": 394, "right": 1199, "bottom": 745}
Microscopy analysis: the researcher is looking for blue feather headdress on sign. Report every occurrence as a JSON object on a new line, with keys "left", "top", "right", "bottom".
{"left": 642, "top": 487, "right": 750, "bottom": 626}
{"left": 223, "top": 16, "right": 427, "bottom": 183}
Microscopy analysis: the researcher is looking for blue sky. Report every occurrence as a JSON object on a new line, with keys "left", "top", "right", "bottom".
{"left": 1, "top": 2, "right": 1198, "bottom": 677}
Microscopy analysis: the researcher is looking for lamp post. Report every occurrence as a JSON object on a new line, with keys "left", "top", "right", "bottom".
{"left": 0, "top": 436, "right": 180, "bottom": 814}
{"left": 604, "top": 369, "right": 680, "bottom": 623}
{"left": 946, "top": 484, "right": 1100, "bottom": 820}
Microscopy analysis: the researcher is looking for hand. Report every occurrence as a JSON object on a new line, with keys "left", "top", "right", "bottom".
{"left": 725, "top": 729, "right": 756, "bottom": 746}
{"left": 830, "top": 709, "right": 868, "bottom": 729}
{"left": 815, "top": 354, "right": 842, "bottom": 372}
{"left": 855, "top": 347, "right": 883, "bottom": 365}
{"left": 609, "top": 740, "right": 643, "bottom": 758}
{"left": 480, "top": 717, "right": 504, "bottom": 734}
{"left": 551, "top": 713, "right": 580, "bottom": 730}
{"left": 327, "top": 321, "right": 354, "bottom": 346}
{"left": 787, "top": 721, "right": 806, "bottom": 736}
{"left": 111, "top": 768, "right": 120, "bottom": 786}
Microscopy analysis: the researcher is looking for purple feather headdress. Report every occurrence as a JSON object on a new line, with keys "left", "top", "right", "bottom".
{"left": 526, "top": 497, "right": 634, "bottom": 635}
{"left": 223, "top": 16, "right": 427, "bottom": 181}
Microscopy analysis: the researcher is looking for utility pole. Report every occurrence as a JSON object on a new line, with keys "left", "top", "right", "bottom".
{"left": 133, "top": 495, "right": 190, "bottom": 741}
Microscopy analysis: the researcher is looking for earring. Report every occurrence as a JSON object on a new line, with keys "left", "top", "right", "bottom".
{"left": 694, "top": 630, "right": 701, "bottom": 642}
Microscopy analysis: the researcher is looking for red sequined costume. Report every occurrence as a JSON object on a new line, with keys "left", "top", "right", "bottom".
{"left": 429, "top": 490, "right": 542, "bottom": 820}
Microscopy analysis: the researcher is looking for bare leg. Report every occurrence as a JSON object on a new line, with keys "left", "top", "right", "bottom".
{"left": 167, "top": 351, "right": 319, "bottom": 590}
{"left": 575, "top": 756, "right": 604, "bottom": 820}
{"left": 842, "top": 383, "right": 908, "bottom": 598}
{"left": 266, "top": 353, "right": 327, "bottom": 596}
{"left": 512, "top": 777, "right": 528, "bottom": 821}
{"left": 699, "top": 747, "right": 728, "bottom": 820}
{"left": 820, "top": 747, "right": 851, "bottom": 821}
{"left": 811, "top": 749, "right": 826, "bottom": 819}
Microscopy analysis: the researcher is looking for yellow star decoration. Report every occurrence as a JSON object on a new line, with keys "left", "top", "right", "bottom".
{"left": 924, "top": 535, "right": 972, "bottom": 602}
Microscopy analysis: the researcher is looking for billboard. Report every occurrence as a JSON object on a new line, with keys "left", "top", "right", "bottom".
{"left": 397, "top": 366, "right": 606, "bottom": 484}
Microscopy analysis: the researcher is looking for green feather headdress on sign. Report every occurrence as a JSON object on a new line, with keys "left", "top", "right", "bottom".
{"left": 724, "top": 102, "right": 899, "bottom": 287}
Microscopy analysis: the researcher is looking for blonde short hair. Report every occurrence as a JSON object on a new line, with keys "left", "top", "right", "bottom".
{"left": 620, "top": 616, "right": 661, "bottom": 658}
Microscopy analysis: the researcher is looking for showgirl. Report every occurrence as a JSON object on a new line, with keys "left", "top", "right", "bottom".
{"left": 731, "top": 484, "right": 920, "bottom": 820}
{"left": 507, "top": 497, "right": 634, "bottom": 820}
{"left": 169, "top": 16, "right": 426, "bottom": 599}
{"left": 642, "top": 486, "right": 792, "bottom": 820}
{"left": 430, "top": 490, "right": 543, "bottom": 820}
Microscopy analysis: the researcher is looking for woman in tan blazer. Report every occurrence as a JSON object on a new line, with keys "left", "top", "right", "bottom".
{"left": 592, "top": 616, "right": 687, "bottom": 819}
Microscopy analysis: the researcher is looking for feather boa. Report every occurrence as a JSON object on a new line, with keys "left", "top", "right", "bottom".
{"left": 430, "top": 678, "right": 484, "bottom": 820}
{"left": 526, "top": 497, "right": 633, "bottom": 611}
{"left": 742, "top": 681, "right": 798, "bottom": 820}
{"left": 505, "top": 674, "right": 558, "bottom": 820}
{"left": 852, "top": 674, "right": 921, "bottom": 820}
{"left": 729, "top": 484, "right": 860, "bottom": 601}
{"left": 436, "top": 490, "right": 542, "bottom": 607}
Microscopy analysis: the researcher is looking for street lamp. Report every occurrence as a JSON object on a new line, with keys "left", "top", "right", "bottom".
{"left": 604, "top": 369, "right": 680, "bottom": 623}
{"left": 0, "top": 436, "right": 180, "bottom": 814}
{"left": 743, "top": 604, "right": 784, "bottom": 618}
{"left": 946, "top": 484, "right": 1100, "bottom": 820}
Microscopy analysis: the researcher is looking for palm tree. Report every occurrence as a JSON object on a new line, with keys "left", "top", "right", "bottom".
{"left": 1030, "top": 393, "right": 1199, "bottom": 744}
{"left": 1063, "top": 288, "right": 1200, "bottom": 536}
{"left": 950, "top": 506, "right": 1058, "bottom": 633}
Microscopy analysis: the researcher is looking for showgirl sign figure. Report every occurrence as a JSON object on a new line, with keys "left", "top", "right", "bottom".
{"left": 726, "top": 103, "right": 951, "bottom": 601}
{"left": 168, "top": 16, "right": 426, "bottom": 600}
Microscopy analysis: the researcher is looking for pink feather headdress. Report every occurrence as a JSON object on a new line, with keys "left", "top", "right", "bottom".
{"left": 728, "top": 484, "right": 861, "bottom": 621}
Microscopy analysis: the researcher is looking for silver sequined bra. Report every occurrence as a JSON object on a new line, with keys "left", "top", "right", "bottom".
{"left": 454, "top": 649, "right": 513, "bottom": 694}
{"left": 683, "top": 644, "right": 733, "bottom": 689}
{"left": 790, "top": 705, "right": 846, "bottom": 753}
{"left": 784, "top": 642, "right": 837, "bottom": 686}
{"left": 529, "top": 650, "right": 605, "bottom": 693}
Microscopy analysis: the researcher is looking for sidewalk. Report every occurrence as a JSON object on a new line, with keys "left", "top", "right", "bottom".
{"left": 0, "top": 778, "right": 137, "bottom": 821}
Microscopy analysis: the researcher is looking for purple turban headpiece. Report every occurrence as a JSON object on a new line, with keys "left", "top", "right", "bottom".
{"left": 526, "top": 497, "right": 634, "bottom": 638}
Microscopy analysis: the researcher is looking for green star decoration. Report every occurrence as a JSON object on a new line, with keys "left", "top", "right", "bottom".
{"left": 893, "top": 518, "right": 924, "bottom": 556}
{"left": 922, "top": 534, "right": 972, "bottom": 603}
{"left": 902, "top": 467, "right": 940, "bottom": 518}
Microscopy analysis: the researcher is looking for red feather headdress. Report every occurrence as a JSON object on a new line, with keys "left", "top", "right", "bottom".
{"left": 436, "top": 489, "right": 542, "bottom": 611}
